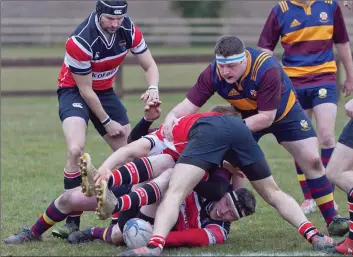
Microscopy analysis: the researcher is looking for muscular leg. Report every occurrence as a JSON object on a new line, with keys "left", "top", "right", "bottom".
{"left": 281, "top": 138, "right": 347, "bottom": 235}
{"left": 313, "top": 103, "right": 337, "bottom": 150}
{"left": 60, "top": 117, "right": 87, "bottom": 233}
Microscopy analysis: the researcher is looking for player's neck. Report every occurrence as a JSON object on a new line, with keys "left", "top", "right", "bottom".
{"left": 295, "top": 0, "right": 311, "bottom": 5}
{"left": 97, "top": 22, "right": 114, "bottom": 42}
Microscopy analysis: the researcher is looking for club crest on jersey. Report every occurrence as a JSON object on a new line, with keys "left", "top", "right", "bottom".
{"left": 250, "top": 90, "right": 257, "bottom": 97}
{"left": 319, "top": 12, "right": 329, "bottom": 23}
{"left": 318, "top": 88, "right": 327, "bottom": 98}
{"left": 300, "top": 120, "right": 311, "bottom": 131}
{"left": 119, "top": 40, "right": 127, "bottom": 51}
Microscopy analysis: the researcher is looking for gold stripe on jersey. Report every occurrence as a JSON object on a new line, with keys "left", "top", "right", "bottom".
{"left": 279, "top": 1, "right": 289, "bottom": 12}
{"left": 251, "top": 53, "right": 271, "bottom": 81}
{"left": 325, "top": 1, "right": 333, "bottom": 4}
{"left": 281, "top": 25, "right": 333, "bottom": 44}
{"left": 274, "top": 90, "right": 296, "bottom": 122}
{"left": 227, "top": 98, "right": 257, "bottom": 111}
{"left": 283, "top": 61, "right": 337, "bottom": 77}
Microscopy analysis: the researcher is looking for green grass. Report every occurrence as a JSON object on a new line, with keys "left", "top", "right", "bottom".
{"left": 1, "top": 92, "right": 352, "bottom": 256}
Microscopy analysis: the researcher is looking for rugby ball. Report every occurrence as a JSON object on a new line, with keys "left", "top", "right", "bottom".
{"left": 123, "top": 218, "right": 153, "bottom": 249}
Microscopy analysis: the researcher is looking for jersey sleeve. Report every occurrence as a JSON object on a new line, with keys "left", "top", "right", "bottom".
{"left": 64, "top": 36, "right": 93, "bottom": 75}
{"left": 186, "top": 64, "right": 216, "bottom": 107}
{"left": 165, "top": 223, "right": 229, "bottom": 247}
{"left": 257, "top": 7, "right": 281, "bottom": 51}
{"left": 130, "top": 23, "right": 148, "bottom": 54}
{"left": 203, "top": 221, "right": 230, "bottom": 245}
{"left": 332, "top": 3, "right": 350, "bottom": 44}
{"left": 256, "top": 66, "right": 282, "bottom": 111}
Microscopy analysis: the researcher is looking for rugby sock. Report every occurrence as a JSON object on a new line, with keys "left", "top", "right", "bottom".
{"left": 113, "top": 181, "right": 161, "bottom": 213}
{"left": 64, "top": 169, "right": 83, "bottom": 227}
{"left": 147, "top": 235, "right": 165, "bottom": 250}
{"left": 108, "top": 157, "right": 153, "bottom": 188}
{"left": 111, "top": 212, "right": 119, "bottom": 225}
{"left": 298, "top": 221, "right": 319, "bottom": 242}
{"left": 321, "top": 148, "right": 335, "bottom": 192}
{"left": 31, "top": 200, "right": 68, "bottom": 237}
{"left": 348, "top": 188, "right": 353, "bottom": 240}
{"left": 306, "top": 176, "right": 336, "bottom": 225}
{"left": 92, "top": 225, "right": 114, "bottom": 244}
{"left": 295, "top": 162, "right": 312, "bottom": 200}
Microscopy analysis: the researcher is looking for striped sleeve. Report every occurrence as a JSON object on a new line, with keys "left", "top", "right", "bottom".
{"left": 203, "top": 222, "right": 230, "bottom": 245}
{"left": 64, "top": 36, "right": 93, "bottom": 75}
{"left": 130, "top": 23, "right": 148, "bottom": 54}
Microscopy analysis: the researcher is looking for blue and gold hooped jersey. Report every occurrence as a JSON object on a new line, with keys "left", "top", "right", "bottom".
{"left": 211, "top": 47, "right": 296, "bottom": 122}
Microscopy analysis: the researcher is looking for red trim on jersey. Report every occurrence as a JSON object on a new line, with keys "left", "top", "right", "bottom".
{"left": 91, "top": 53, "right": 127, "bottom": 72}
{"left": 165, "top": 229, "right": 210, "bottom": 247}
{"left": 132, "top": 24, "right": 143, "bottom": 48}
{"left": 66, "top": 37, "right": 91, "bottom": 62}
{"left": 205, "top": 224, "right": 227, "bottom": 244}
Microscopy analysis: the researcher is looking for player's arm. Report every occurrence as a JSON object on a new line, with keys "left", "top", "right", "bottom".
{"left": 162, "top": 65, "right": 215, "bottom": 141}
{"left": 165, "top": 223, "right": 229, "bottom": 247}
{"left": 243, "top": 66, "right": 281, "bottom": 132}
{"left": 128, "top": 100, "right": 162, "bottom": 143}
{"left": 257, "top": 7, "right": 281, "bottom": 55}
{"left": 130, "top": 23, "right": 160, "bottom": 102}
{"left": 332, "top": 3, "right": 353, "bottom": 97}
{"left": 65, "top": 36, "right": 124, "bottom": 137}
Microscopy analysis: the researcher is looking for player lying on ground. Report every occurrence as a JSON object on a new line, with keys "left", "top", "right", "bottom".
{"left": 113, "top": 113, "right": 337, "bottom": 256}
{"left": 68, "top": 164, "right": 254, "bottom": 248}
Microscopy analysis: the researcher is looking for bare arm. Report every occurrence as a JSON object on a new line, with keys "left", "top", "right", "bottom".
{"left": 135, "top": 49, "right": 160, "bottom": 102}
{"left": 162, "top": 98, "right": 200, "bottom": 141}
{"left": 336, "top": 43, "right": 353, "bottom": 97}
{"left": 73, "top": 73, "right": 108, "bottom": 122}
{"left": 244, "top": 109, "right": 277, "bottom": 132}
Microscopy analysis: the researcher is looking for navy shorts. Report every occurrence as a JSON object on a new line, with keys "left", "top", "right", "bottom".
{"left": 111, "top": 184, "right": 132, "bottom": 198}
{"left": 178, "top": 115, "right": 269, "bottom": 180}
{"left": 295, "top": 85, "right": 338, "bottom": 110}
{"left": 57, "top": 87, "right": 129, "bottom": 136}
{"left": 252, "top": 103, "right": 317, "bottom": 143}
{"left": 338, "top": 119, "right": 353, "bottom": 149}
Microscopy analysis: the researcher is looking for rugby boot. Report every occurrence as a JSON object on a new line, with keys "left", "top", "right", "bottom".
{"left": 52, "top": 221, "right": 79, "bottom": 239}
{"left": 67, "top": 227, "right": 94, "bottom": 244}
{"left": 327, "top": 215, "right": 350, "bottom": 236}
{"left": 4, "top": 227, "right": 42, "bottom": 244}
{"left": 310, "top": 233, "right": 336, "bottom": 251}
{"left": 301, "top": 199, "right": 317, "bottom": 215}
{"left": 326, "top": 238, "right": 353, "bottom": 255}
{"left": 80, "top": 153, "right": 98, "bottom": 197}
{"left": 95, "top": 180, "right": 118, "bottom": 220}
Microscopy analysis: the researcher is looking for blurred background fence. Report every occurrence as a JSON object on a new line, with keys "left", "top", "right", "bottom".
{"left": 1, "top": 0, "right": 352, "bottom": 97}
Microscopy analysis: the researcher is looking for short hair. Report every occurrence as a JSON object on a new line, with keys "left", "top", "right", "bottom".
{"left": 209, "top": 104, "right": 240, "bottom": 117}
{"left": 234, "top": 188, "right": 256, "bottom": 217}
{"left": 214, "top": 36, "right": 245, "bottom": 57}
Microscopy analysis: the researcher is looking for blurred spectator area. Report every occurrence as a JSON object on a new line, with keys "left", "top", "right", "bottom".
{"left": 1, "top": 0, "right": 353, "bottom": 46}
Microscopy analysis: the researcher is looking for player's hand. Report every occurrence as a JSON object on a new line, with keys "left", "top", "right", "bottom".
{"left": 94, "top": 166, "right": 112, "bottom": 186}
{"left": 344, "top": 99, "right": 353, "bottom": 118}
{"left": 144, "top": 100, "right": 162, "bottom": 121}
{"left": 344, "top": 0, "right": 352, "bottom": 10}
{"left": 162, "top": 117, "right": 179, "bottom": 142}
{"left": 141, "top": 87, "right": 159, "bottom": 103}
{"left": 342, "top": 77, "right": 353, "bottom": 97}
{"left": 104, "top": 120, "right": 125, "bottom": 137}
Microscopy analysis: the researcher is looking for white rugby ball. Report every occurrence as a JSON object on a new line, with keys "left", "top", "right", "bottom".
{"left": 123, "top": 218, "right": 153, "bottom": 249}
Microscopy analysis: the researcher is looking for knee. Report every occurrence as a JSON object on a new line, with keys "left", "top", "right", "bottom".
{"left": 55, "top": 192, "right": 73, "bottom": 213}
{"left": 318, "top": 130, "right": 335, "bottom": 148}
{"left": 67, "top": 144, "right": 84, "bottom": 160}
{"left": 305, "top": 156, "right": 324, "bottom": 173}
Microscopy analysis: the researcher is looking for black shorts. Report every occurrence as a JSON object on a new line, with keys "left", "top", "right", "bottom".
{"left": 338, "top": 119, "right": 353, "bottom": 149}
{"left": 178, "top": 115, "right": 271, "bottom": 180}
{"left": 57, "top": 87, "right": 129, "bottom": 136}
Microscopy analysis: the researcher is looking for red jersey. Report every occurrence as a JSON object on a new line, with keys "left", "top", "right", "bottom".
{"left": 146, "top": 112, "right": 221, "bottom": 160}
{"left": 58, "top": 12, "right": 147, "bottom": 91}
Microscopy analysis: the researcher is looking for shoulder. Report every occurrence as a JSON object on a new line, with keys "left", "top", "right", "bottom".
{"left": 248, "top": 48, "right": 274, "bottom": 82}
{"left": 70, "top": 12, "right": 98, "bottom": 45}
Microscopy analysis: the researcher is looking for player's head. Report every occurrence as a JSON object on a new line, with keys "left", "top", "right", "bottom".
{"left": 96, "top": 0, "right": 128, "bottom": 34}
{"left": 209, "top": 104, "right": 240, "bottom": 117}
{"left": 214, "top": 36, "right": 247, "bottom": 84}
{"left": 207, "top": 188, "right": 256, "bottom": 222}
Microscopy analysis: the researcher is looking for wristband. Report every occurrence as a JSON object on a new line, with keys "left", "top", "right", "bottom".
{"left": 101, "top": 117, "right": 112, "bottom": 126}
{"left": 148, "top": 86, "right": 159, "bottom": 92}
{"left": 143, "top": 117, "right": 154, "bottom": 123}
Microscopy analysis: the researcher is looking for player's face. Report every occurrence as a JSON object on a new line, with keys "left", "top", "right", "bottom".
{"left": 209, "top": 194, "right": 239, "bottom": 222}
{"left": 217, "top": 60, "right": 247, "bottom": 84}
{"left": 100, "top": 14, "right": 125, "bottom": 34}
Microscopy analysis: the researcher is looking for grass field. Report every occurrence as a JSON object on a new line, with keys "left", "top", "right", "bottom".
{"left": 1, "top": 45, "right": 352, "bottom": 256}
